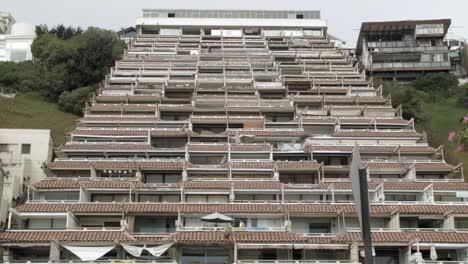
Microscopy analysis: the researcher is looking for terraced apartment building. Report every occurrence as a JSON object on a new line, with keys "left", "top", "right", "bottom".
{"left": 1, "top": 9, "right": 467, "bottom": 264}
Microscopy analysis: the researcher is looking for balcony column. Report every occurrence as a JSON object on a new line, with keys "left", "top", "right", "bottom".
{"left": 350, "top": 242, "right": 359, "bottom": 263}
{"left": 233, "top": 242, "right": 238, "bottom": 264}
{"left": 2, "top": 247, "right": 10, "bottom": 263}
{"left": 399, "top": 246, "right": 410, "bottom": 264}
{"left": 443, "top": 214, "right": 455, "bottom": 229}
{"left": 90, "top": 166, "right": 97, "bottom": 178}
{"left": 389, "top": 211, "right": 400, "bottom": 230}
{"left": 127, "top": 215, "right": 135, "bottom": 233}
{"left": 49, "top": 241, "right": 60, "bottom": 262}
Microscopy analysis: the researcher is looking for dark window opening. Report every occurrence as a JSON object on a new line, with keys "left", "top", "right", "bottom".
{"left": 168, "top": 13, "right": 175, "bottom": 18}
{"left": 21, "top": 144, "right": 31, "bottom": 154}
{"left": 296, "top": 14, "right": 304, "bottom": 19}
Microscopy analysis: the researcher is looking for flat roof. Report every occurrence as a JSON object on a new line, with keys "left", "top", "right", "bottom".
{"left": 142, "top": 9, "right": 320, "bottom": 20}
{"left": 356, "top": 19, "right": 451, "bottom": 53}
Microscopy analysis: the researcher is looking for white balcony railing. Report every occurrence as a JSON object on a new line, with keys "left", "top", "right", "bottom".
{"left": 237, "top": 260, "right": 359, "bottom": 264}
{"left": 5, "top": 261, "right": 177, "bottom": 264}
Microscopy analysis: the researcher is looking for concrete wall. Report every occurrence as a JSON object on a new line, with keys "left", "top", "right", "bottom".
{"left": 0, "top": 129, "right": 53, "bottom": 226}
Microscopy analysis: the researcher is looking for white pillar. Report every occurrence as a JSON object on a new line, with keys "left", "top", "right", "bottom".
{"left": 49, "top": 241, "right": 61, "bottom": 261}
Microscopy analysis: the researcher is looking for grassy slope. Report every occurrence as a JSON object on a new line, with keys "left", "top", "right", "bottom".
{"left": 0, "top": 93, "right": 78, "bottom": 145}
{"left": 420, "top": 98, "right": 468, "bottom": 178}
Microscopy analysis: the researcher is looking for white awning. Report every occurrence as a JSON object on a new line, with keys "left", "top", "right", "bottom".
{"left": 63, "top": 246, "right": 115, "bottom": 261}
{"left": 122, "top": 243, "right": 174, "bottom": 257}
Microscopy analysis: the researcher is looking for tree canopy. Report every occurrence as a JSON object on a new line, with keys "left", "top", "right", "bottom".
{"left": 0, "top": 26, "right": 125, "bottom": 114}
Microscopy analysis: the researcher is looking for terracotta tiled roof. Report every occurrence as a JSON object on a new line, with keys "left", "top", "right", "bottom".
{"left": 61, "top": 144, "right": 156, "bottom": 151}
{"left": 189, "top": 144, "right": 271, "bottom": 152}
{"left": 95, "top": 95, "right": 161, "bottom": 103}
{"left": 15, "top": 203, "right": 468, "bottom": 216}
{"left": 233, "top": 231, "right": 306, "bottom": 242}
{"left": 336, "top": 231, "right": 468, "bottom": 244}
{"left": 183, "top": 181, "right": 230, "bottom": 189}
{"left": 150, "top": 130, "right": 189, "bottom": 137}
{"left": 414, "top": 162, "right": 454, "bottom": 171}
{"left": 79, "top": 116, "right": 160, "bottom": 123}
{"left": 230, "top": 161, "right": 275, "bottom": 170}
{"left": 15, "top": 203, "right": 124, "bottom": 213}
{"left": 227, "top": 130, "right": 308, "bottom": 138}
{"left": 277, "top": 161, "right": 321, "bottom": 170}
{"left": 48, "top": 160, "right": 185, "bottom": 170}
{"left": 171, "top": 231, "right": 229, "bottom": 243}
{"left": 301, "top": 118, "right": 337, "bottom": 124}
{"left": 182, "top": 181, "right": 281, "bottom": 190}
{"left": 230, "top": 144, "right": 271, "bottom": 152}
{"left": 72, "top": 129, "right": 148, "bottom": 136}
{"left": 365, "top": 162, "right": 453, "bottom": 171}
{"left": 333, "top": 130, "right": 421, "bottom": 138}
{"left": 191, "top": 116, "right": 264, "bottom": 123}
{"left": 89, "top": 104, "right": 157, "bottom": 112}
{"left": 0, "top": 231, "right": 134, "bottom": 242}
{"left": 33, "top": 180, "right": 144, "bottom": 189}
{"left": 170, "top": 231, "right": 306, "bottom": 243}
{"left": 188, "top": 145, "right": 228, "bottom": 152}
{"left": 337, "top": 118, "right": 409, "bottom": 125}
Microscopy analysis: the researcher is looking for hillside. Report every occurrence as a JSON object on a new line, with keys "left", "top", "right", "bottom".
{"left": 0, "top": 93, "right": 78, "bottom": 145}
{"left": 421, "top": 98, "right": 468, "bottom": 179}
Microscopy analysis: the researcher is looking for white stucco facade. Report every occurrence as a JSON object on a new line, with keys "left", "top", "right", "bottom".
{"left": 0, "top": 129, "right": 53, "bottom": 226}
{"left": 0, "top": 12, "right": 36, "bottom": 62}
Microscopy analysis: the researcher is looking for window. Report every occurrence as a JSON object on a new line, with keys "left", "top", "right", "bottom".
{"left": 21, "top": 144, "right": 31, "bottom": 154}
{"left": 44, "top": 192, "right": 79, "bottom": 201}
{"left": 0, "top": 144, "right": 8, "bottom": 152}
{"left": 168, "top": 13, "right": 175, "bottom": 18}
{"left": 145, "top": 173, "right": 182, "bottom": 184}
{"left": 91, "top": 194, "right": 132, "bottom": 202}
{"left": 296, "top": 14, "right": 304, "bottom": 19}
{"left": 309, "top": 223, "right": 331, "bottom": 233}
{"left": 27, "top": 218, "right": 66, "bottom": 230}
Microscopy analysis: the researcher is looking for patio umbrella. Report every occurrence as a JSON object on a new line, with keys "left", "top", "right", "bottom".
{"left": 430, "top": 244, "right": 438, "bottom": 261}
{"left": 201, "top": 212, "right": 234, "bottom": 223}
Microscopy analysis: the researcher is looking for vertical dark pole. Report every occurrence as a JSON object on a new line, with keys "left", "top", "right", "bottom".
{"left": 359, "top": 168, "right": 374, "bottom": 264}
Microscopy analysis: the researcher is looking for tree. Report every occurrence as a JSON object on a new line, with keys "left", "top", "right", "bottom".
{"left": 391, "top": 87, "right": 427, "bottom": 123}
{"left": 412, "top": 73, "right": 459, "bottom": 101}
{"left": 35, "top": 24, "right": 83, "bottom": 40}
{"left": 31, "top": 34, "right": 76, "bottom": 67}
{"left": 58, "top": 86, "right": 97, "bottom": 115}
{"left": 379, "top": 79, "right": 427, "bottom": 123}
{"left": 66, "top": 28, "right": 125, "bottom": 88}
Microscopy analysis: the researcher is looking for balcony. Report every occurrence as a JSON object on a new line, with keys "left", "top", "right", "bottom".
{"left": 237, "top": 261, "right": 359, "bottom": 264}
{"left": 5, "top": 261, "right": 177, "bottom": 264}
{"left": 370, "top": 61, "right": 450, "bottom": 72}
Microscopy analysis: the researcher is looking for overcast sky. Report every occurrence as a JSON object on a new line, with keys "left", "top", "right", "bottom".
{"left": 3, "top": 0, "right": 467, "bottom": 47}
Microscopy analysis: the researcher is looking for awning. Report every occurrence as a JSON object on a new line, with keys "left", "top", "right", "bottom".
{"left": 122, "top": 243, "right": 174, "bottom": 257}
{"left": 63, "top": 245, "right": 115, "bottom": 261}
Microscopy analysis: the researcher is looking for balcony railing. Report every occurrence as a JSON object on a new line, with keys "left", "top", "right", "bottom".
{"left": 237, "top": 260, "right": 359, "bottom": 264}
{"left": 424, "top": 260, "right": 468, "bottom": 264}
{"left": 5, "top": 261, "right": 177, "bottom": 264}
{"left": 371, "top": 61, "right": 450, "bottom": 71}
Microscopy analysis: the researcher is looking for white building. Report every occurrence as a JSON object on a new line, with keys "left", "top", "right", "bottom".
{"left": 0, "top": 12, "right": 36, "bottom": 62}
{"left": 0, "top": 129, "right": 53, "bottom": 227}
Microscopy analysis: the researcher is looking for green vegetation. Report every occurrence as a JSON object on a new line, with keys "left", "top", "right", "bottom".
{"left": 378, "top": 73, "right": 468, "bottom": 178}
{"left": 0, "top": 25, "right": 125, "bottom": 115}
{"left": 0, "top": 93, "right": 78, "bottom": 145}
{"left": 421, "top": 98, "right": 468, "bottom": 177}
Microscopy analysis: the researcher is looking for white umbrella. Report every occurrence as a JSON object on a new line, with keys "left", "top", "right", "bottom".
{"left": 430, "top": 244, "right": 438, "bottom": 261}
{"left": 201, "top": 212, "right": 234, "bottom": 223}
